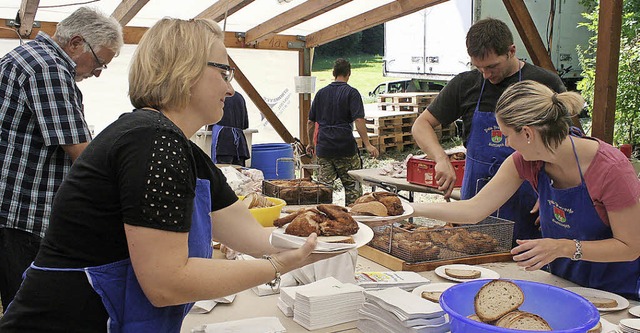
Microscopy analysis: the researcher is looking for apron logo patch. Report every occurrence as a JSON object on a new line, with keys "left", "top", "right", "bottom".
{"left": 491, "top": 130, "right": 503, "bottom": 144}
{"left": 553, "top": 206, "right": 567, "bottom": 223}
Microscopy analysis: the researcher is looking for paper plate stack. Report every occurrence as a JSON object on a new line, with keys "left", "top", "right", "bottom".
{"left": 620, "top": 319, "right": 640, "bottom": 333}
{"left": 357, "top": 287, "right": 450, "bottom": 333}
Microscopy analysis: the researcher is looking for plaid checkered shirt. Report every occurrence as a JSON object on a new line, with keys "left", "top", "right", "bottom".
{"left": 0, "top": 32, "right": 91, "bottom": 238}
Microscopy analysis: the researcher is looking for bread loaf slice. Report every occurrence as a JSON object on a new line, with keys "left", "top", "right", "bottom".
{"left": 317, "top": 235, "right": 355, "bottom": 244}
{"left": 585, "top": 296, "right": 617, "bottom": 308}
{"left": 474, "top": 280, "right": 525, "bottom": 322}
{"left": 467, "top": 314, "right": 481, "bottom": 322}
{"left": 586, "top": 320, "right": 602, "bottom": 333}
{"left": 495, "top": 310, "right": 525, "bottom": 327}
{"left": 350, "top": 201, "right": 388, "bottom": 216}
{"left": 506, "top": 312, "right": 551, "bottom": 330}
{"left": 421, "top": 291, "right": 442, "bottom": 303}
{"left": 445, "top": 268, "right": 481, "bottom": 279}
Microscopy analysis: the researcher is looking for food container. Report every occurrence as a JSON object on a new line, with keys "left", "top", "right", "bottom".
{"left": 440, "top": 279, "right": 600, "bottom": 333}
{"left": 368, "top": 216, "right": 513, "bottom": 263}
{"left": 262, "top": 179, "right": 332, "bottom": 205}
{"left": 238, "top": 195, "right": 286, "bottom": 227}
{"left": 406, "top": 156, "right": 465, "bottom": 188}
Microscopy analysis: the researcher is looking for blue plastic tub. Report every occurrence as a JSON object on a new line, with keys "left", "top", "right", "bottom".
{"left": 440, "top": 279, "right": 599, "bottom": 333}
{"left": 250, "top": 143, "right": 294, "bottom": 179}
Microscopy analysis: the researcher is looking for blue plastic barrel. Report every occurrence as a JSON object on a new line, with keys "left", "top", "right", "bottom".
{"left": 250, "top": 143, "right": 294, "bottom": 179}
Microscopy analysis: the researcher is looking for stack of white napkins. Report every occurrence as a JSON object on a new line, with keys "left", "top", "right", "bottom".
{"left": 357, "top": 287, "right": 450, "bottom": 333}
{"left": 278, "top": 276, "right": 365, "bottom": 330}
{"left": 355, "top": 271, "right": 429, "bottom": 290}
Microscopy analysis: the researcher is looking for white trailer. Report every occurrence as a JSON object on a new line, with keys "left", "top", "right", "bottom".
{"left": 383, "top": 0, "right": 592, "bottom": 89}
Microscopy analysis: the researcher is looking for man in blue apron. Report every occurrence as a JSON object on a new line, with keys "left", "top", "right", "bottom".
{"left": 306, "top": 58, "right": 379, "bottom": 205}
{"left": 210, "top": 92, "right": 250, "bottom": 166}
{"left": 412, "top": 18, "right": 565, "bottom": 245}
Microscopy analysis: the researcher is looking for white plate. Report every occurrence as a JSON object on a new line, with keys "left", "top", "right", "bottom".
{"left": 434, "top": 264, "right": 500, "bottom": 283}
{"left": 620, "top": 318, "right": 640, "bottom": 330}
{"left": 564, "top": 287, "right": 630, "bottom": 312}
{"left": 599, "top": 318, "right": 618, "bottom": 332}
{"left": 630, "top": 305, "right": 640, "bottom": 317}
{"left": 351, "top": 201, "right": 414, "bottom": 222}
{"left": 411, "top": 282, "right": 458, "bottom": 297}
{"left": 270, "top": 222, "right": 373, "bottom": 253}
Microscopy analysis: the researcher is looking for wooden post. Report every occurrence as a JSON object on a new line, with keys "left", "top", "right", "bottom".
{"left": 591, "top": 0, "right": 623, "bottom": 143}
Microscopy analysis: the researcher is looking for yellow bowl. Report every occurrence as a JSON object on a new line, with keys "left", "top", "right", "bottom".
{"left": 238, "top": 195, "right": 286, "bottom": 227}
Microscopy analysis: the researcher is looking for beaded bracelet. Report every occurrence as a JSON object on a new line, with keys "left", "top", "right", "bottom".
{"left": 263, "top": 255, "right": 281, "bottom": 291}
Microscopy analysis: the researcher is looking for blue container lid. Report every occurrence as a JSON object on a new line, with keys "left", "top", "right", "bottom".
{"left": 440, "top": 279, "right": 599, "bottom": 333}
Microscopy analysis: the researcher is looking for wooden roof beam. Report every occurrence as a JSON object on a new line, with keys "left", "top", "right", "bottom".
{"left": 196, "top": 0, "right": 255, "bottom": 22}
{"left": 305, "top": 0, "right": 448, "bottom": 48}
{"left": 17, "top": 0, "right": 40, "bottom": 37}
{"left": 0, "top": 19, "right": 300, "bottom": 51}
{"left": 502, "top": 0, "right": 583, "bottom": 131}
{"left": 591, "top": 0, "right": 623, "bottom": 143}
{"left": 111, "top": 0, "right": 150, "bottom": 26}
{"left": 229, "top": 56, "right": 295, "bottom": 143}
{"left": 245, "top": 0, "right": 353, "bottom": 45}
{"left": 502, "top": 0, "right": 555, "bottom": 72}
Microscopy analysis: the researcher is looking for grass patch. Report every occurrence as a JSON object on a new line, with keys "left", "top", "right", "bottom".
{"left": 312, "top": 54, "right": 403, "bottom": 104}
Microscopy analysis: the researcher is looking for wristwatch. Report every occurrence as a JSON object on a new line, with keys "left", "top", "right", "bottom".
{"left": 571, "top": 239, "right": 582, "bottom": 261}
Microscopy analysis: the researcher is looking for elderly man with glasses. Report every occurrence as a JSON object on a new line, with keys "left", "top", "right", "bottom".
{"left": 0, "top": 7, "right": 123, "bottom": 312}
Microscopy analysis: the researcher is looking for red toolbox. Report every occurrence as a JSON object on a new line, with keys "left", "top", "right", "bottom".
{"left": 406, "top": 156, "right": 465, "bottom": 188}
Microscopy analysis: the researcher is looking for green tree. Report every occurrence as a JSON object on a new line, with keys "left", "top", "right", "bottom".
{"left": 577, "top": 0, "right": 640, "bottom": 146}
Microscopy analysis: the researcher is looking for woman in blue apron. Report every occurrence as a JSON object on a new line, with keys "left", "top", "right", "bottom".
{"left": 0, "top": 18, "right": 335, "bottom": 332}
{"left": 461, "top": 64, "right": 540, "bottom": 245}
{"left": 411, "top": 80, "right": 640, "bottom": 300}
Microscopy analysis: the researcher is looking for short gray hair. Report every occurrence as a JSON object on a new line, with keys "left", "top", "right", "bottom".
{"left": 54, "top": 7, "right": 123, "bottom": 55}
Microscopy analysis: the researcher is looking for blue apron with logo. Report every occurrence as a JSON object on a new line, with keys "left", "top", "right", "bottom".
{"left": 210, "top": 124, "right": 248, "bottom": 165}
{"left": 29, "top": 178, "right": 213, "bottom": 332}
{"left": 538, "top": 137, "right": 640, "bottom": 300}
{"left": 460, "top": 69, "right": 540, "bottom": 244}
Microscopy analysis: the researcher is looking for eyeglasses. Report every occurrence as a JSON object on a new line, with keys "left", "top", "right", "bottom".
{"left": 207, "top": 62, "right": 235, "bottom": 82}
{"left": 84, "top": 40, "right": 107, "bottom": 72}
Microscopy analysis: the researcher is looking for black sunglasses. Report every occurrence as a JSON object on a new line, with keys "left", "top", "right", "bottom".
{"left": 207, "top": 62, "right": 235, "bottom": 82}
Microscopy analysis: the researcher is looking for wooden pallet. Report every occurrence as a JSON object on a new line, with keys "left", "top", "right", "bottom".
{"left": 379, "top": 142, "right": 416, "bottom": 153}
{"left": 378, "top": 104, "right": 423, "bottom": 113}
{"left": 358, "top": 245, "right": 514, "bottom": 272}
{"left": 354, "top": 134, "right": 379, "bottom": 149}
{"left": 377, "top": 92, "right": 440, "bottom": 105}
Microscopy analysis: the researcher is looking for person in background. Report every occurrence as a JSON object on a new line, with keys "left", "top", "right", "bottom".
{"left": 0, "top": 18, "right": 337, "bottom": 332}
{"left": 412, "top": 80, "right": 640, "bottom": 300}
{"left": 210, "top": 91, "right": 250, "bottom": 166}
{"left": 306, "top": 58, "right": 379, "bottom": 206}
{"left": 0, "top": 7, "right": 123, "bottom": 312}
{"left": 411, "top": 18, "right": 566, "bottom": 245}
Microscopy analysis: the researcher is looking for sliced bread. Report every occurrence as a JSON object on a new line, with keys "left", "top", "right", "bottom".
{"left": 587, "top": 320, "right": 602, "bottom": 333}
{"left": 317, "top": 235, "right": 355, "bottom": 244}
{"left": 506, "top": 312, "right": 552, "bottom": 331}
{"left": 585, "top": 296, "right": 617, "bottom": 309}
{"left": 445, "top": 268, "right": 481, "bottom": 279}
{"left": 467, "top": 314, "right": 481, "bottom": 322}
{"left": 494, "top": 310, "right": 525, "bottom": 327}
{"left": 474, "top": 280, "right": 525, "bottom": 322}
{"left": 421, "top": 291, "right": 442, "bottom": 303}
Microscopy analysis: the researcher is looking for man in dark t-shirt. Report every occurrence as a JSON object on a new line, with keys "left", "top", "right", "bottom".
{"left": 411, "top": 18, "right": 565, "bottom": 245}
{"left": 306, "top": 58, "right": 379, "bottom": 205}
